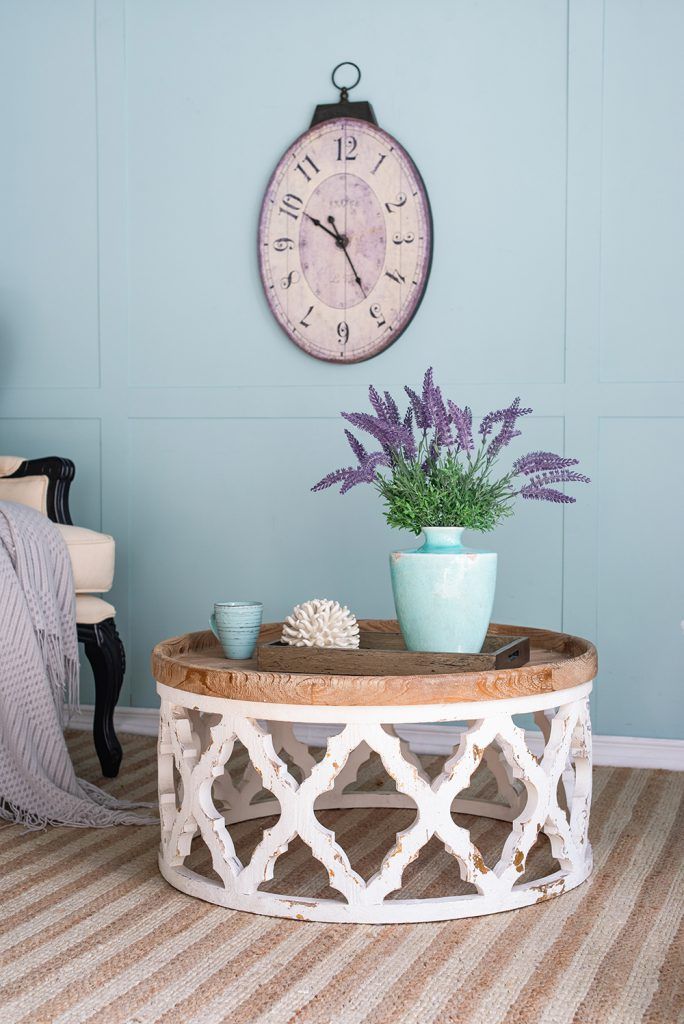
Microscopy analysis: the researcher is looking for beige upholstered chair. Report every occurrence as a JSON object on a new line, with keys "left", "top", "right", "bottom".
{"left": 0, "top": 455, "right": 124, "bottom": 776}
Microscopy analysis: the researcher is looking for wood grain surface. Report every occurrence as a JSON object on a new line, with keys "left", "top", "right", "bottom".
{"left": 151, "top": 620, "right": 598, "bottom": 707}
{"left": 255, "top": 632, "right": 530, "bottom": 676}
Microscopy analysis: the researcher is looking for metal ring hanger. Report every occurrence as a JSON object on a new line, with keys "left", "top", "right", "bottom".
{"left": 331, "top": 61, "right": 361, "bottom": 103}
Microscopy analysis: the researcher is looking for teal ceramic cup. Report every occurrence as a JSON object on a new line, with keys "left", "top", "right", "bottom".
{"left": 210, "top": 601, "right": 263, "bottom": 660}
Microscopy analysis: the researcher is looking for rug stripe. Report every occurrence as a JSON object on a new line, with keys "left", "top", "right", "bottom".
{"left": 4, "top": 812, "right": 276, "bottom": 990}
{"left": 80, "top": 818, "right": 380, "bottom": 1023}
{"left": 0, "top": 826, "right": 157, "bottom": 956}
{"left": 357, "top": 765, "right": 620, "bottom": 1024}
{"left": 640, "top": 918, "right": 684, "bottom": 1024}
{"left": 507, "top": 770, "right": 676, "bottom": 1024}
{"left": 574, "top": 793, "right": 684, "bottom": 1023}
{"left": 413, "top": 767, "right": 645, "bottom": 1024}
{"left": 40, "top": 809, "right": 388, "bottom": 1022}
{"left": 102, "top": 809, "right": 414, "bottom": 1024}
{"left": 171, "top": 798, "right": 511, "bottom": 1024}
{"left": 535, "top": 771, "right": 682, "bottom": 1024}
{"left": 219, "top": 821, "right": 507, "bottom": 1024}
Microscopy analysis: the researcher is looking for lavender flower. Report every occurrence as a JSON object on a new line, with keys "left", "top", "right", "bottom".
{"left": 344, "top": 429, "right": 367, "bottom": 464}
{"left": 367, "top": 385, "right": 388, "bottom": 421}
{"left": 426, "top": 385, "right": 453, "bottom": 447}
{"left": 312, "top": 447, "right": 391, "bottom": 495}
{"left": 520, "top": 483, "right": 576, "bottom": 504}
{"left": 340, "top": 411, "right": 394, "bottom": 451}
{"left": 512, "top": 451, "right": 580, "bottom": 476}
{"left": 527, "top": 470, "right": 591, "bottom": 488}
{"left": 338, "top": 451, "right": 391, "bottom": 493}
{"left": 383, "top": 390, "right": 401, "bottom": 425}
{"left": 481, "top": 397, "right": 533, "bottom": 461}
{"left": 404, "top": 367, "right": 431, "bottom": 429}
{"left": 311, "top": 369, "right": 589, "bottom": 522}
{"left": 447, "top": 400, "right": 474, "bottom": 454}
{"left": 311, "top": 467, "right": 352, "bottom": 493}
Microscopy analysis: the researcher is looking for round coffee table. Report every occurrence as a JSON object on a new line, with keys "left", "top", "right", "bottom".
{"left": 152, "top": 620, "right": 597, "bottom": 924}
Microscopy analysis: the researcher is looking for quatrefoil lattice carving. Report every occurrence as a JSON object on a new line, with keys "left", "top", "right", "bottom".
{"left": 158, "top": 696, "right": 593, "bottom": 923}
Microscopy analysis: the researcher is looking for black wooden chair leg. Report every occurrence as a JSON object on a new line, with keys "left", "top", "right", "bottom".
{"left": 77, "top": 618, "right": 125, "bottom": 777}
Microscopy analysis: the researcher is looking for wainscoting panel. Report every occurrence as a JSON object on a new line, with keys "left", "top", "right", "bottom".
{"left": 1, "top": 0, "right": 682, "bottom": 742}
{"left": 599, "top": 0, "right": 684, "bottom": 382}
{"left": 0, "top": 0, "right": 100, "bottom": 389}
{"left": 597, "top": 418, "right": 684, "bottom": 739}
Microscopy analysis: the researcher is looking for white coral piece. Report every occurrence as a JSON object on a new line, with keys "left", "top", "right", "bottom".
{"left": 281, "top": 599, "right": 360, "bottom": 649}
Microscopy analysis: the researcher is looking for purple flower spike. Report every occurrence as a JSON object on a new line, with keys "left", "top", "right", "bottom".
{"left": 367, "top": 386, "right": 387, "bottom": 420}
{"left": 339, "top": 451, "right": 391, "bottom": 493}
{"left": 383, "top": 390, "right": 401, "bottom": 425}
{"left": 404, "top": 386, "right": 428, "bottom": 430}
{"left": 401, "top": 406, "right": 417, "bottom": 459}
{"left": 341, "top": 411, "right": 391, "bottom": 448}
{"left": 421, "top": 367, "right": 436, "bottom": 409}
{"left": 483, "top": 397, "right": 533, "bottom": 460}
{"left": 426, "top": 384, "right": 453, "bottom": 447}
{"left": 520, "top": 483, "right": 576, "bottom": 504}
{"left": 448, "top": 400, "right": 474, "bottom": 453}
{"left": 344, "top": 429, "right": 368, "bottom": 463}
{"left": 311, "top": 467, "right": 352, "bottom": 492}
{"left": 528, "top": 469, "right": 591, "bottom": 488}
{"left": 512, "top": 451, "right": 580, "bottom": 477}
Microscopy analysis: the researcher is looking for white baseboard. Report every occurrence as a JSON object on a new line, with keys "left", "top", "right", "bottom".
{"left": 69, "top": 705, "right": 160, "bottom": 737}
{"left": 69, "top": 706, "right": 684, "bottom": 772}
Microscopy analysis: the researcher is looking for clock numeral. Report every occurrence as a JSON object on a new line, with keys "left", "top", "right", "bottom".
{"left": 335, "top": 136, "right": 357, "bottom": 161}
{"left": 384, "top": 192, "right": 407, "bottom": 213}
{"left": 385, "top": 268, "right": 406, "bottom": 285}
{"left": 300, "top": 305, "right": 314, "bottom": 328}
{"left": 337, "top": 321, "right": 350, "bottom": 351}
{"left": 272, "top": 236, "right": 294, "bottom": 252}
{"left": 369, "top": 303, "right": 386, "bottom": 328}
{"left": 279, "top": 193, "right": 303, "bottom": 220}
{"left": 392, "top": 231, "right": 415, "bottom": 246}
{"left": 370, "top": 153, "right": 386, "bottom": 175}
{"left": 295, "top": 154, "right": 320, "bottom": 182}
{"left": 280, "top": 270, "right": 300, "bottom": 290}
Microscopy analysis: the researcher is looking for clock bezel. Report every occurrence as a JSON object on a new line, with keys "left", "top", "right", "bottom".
{"left": 258, "top": 116, "right": 433, "bottom": 364}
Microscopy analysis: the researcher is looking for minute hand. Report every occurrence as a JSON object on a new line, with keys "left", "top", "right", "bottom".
{"left": 327, "top": 216, "right": 366, "bottom": 297}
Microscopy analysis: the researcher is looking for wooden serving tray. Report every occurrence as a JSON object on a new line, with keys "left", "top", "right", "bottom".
{"left": 256, "top": 629, "right": 530, "bottom": 676}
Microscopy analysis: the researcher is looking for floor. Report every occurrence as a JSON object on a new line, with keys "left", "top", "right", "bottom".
{"left": 0, "top": 730, "right": 681, "bottom": 1024}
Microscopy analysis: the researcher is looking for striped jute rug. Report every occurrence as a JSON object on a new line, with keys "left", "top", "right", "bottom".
{"left": 0, "top": 731, "right": 681, "bottom": 1024}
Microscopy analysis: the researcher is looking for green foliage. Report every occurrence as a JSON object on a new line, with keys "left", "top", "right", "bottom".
{"left": 375, "top": 446, "right": 515, "bottom": 535}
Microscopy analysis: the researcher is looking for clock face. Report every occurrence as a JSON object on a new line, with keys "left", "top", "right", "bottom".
{"left": 258, "top": 117, "right": 432, "bottom": 363}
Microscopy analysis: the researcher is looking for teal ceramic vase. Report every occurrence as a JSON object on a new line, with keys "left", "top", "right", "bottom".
{"left": 389, "top": 527, "right": 497, "bottom": 653}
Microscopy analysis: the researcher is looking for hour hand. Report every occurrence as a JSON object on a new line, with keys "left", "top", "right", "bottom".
{"left": 304, "top": 213, "right": 338, "bottom": 240}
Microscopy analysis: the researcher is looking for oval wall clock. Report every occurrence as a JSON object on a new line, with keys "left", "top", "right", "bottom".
{"left": 258, "top": 63, "right": 433, "bottom": 363}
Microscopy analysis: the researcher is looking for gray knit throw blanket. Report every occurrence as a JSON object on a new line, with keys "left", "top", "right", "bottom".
{"left": 0, "top": 501, "right": 156, "bottom": 828}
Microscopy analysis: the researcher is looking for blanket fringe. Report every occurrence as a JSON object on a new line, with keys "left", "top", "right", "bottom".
{"left": 0, "top": 792, "right": 157, "bottom": 832}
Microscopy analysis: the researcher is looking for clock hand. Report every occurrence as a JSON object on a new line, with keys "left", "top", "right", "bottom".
{"left": 327, "top": 216, "right": 366, "bottom": 297}
{"left": 304, "top": 213, "right": 339, "bottom": 241}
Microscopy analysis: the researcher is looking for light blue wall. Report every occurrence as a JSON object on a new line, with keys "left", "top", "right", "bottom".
{"left": 1, "top": 0, "right": 682, "bottom": 737}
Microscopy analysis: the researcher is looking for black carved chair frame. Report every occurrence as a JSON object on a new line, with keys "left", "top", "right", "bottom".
{"left": 7, "top": 457, "right": 124, "bottom": 777}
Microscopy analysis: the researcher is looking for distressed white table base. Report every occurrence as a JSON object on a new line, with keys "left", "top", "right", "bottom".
{"left": 156, "top": 681, "right": 593, "bottom": 924}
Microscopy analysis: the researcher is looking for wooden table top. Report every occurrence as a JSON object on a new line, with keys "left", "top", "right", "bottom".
{"left": 151, "top": 620, "right": 597, "bottom": 707}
